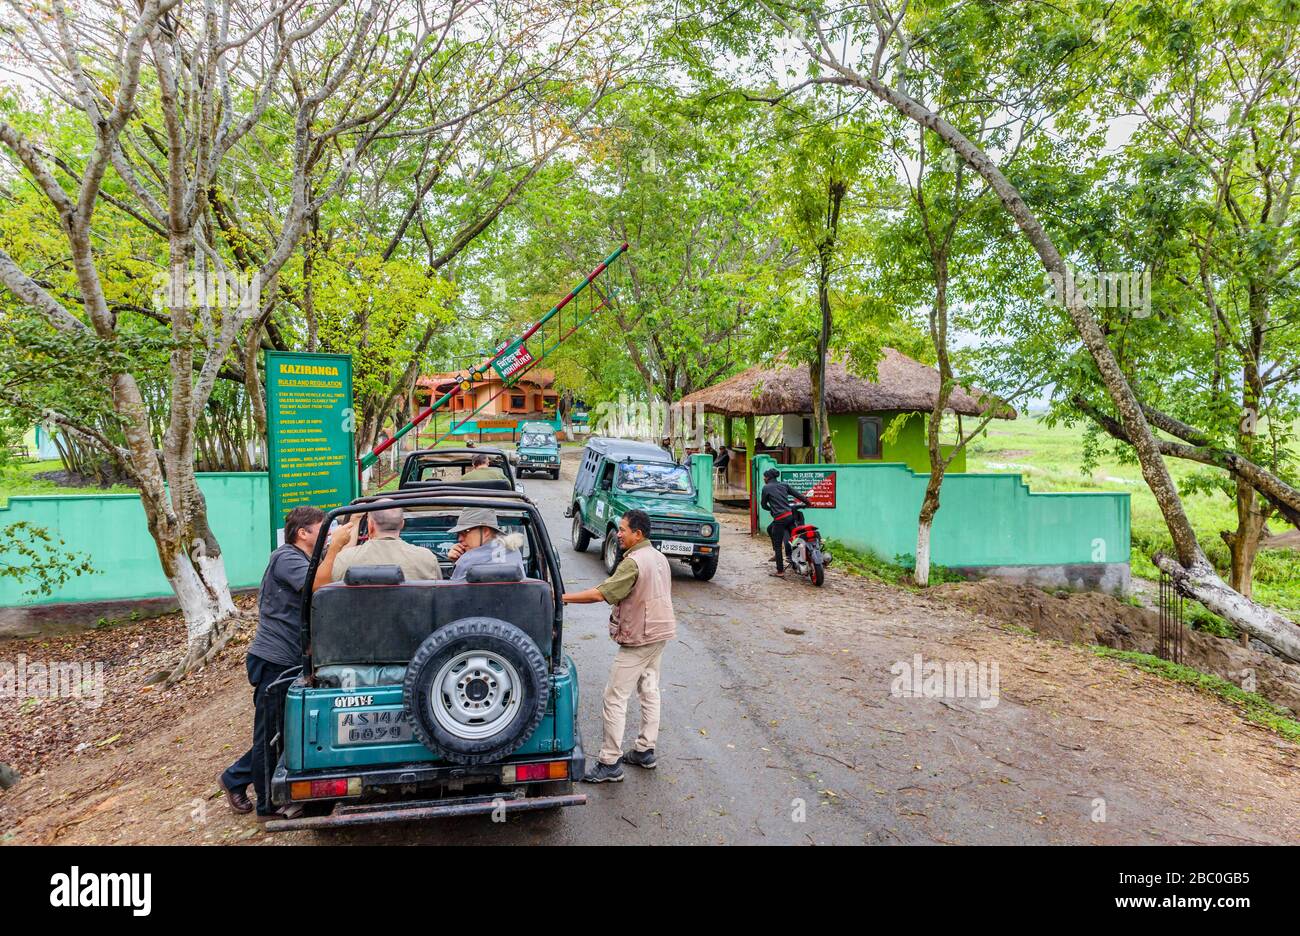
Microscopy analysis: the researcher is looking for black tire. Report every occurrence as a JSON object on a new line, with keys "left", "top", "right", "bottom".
{"left": 810, "top": 555, "right": 825, "bottom": 587}
{"left": 691, "top": 554, "right": 719, "bottom": 581}
{"left": 550, "top": 468, "right": 560, "bottom": 480}
{"left": 403, "top": 617, "right": 549, "bottom": 765}
{"left": 602, "top": 529, "right": 622, "bottom": 574}
{"left": 571, "top": 511, "right": 591, "bottom": 552}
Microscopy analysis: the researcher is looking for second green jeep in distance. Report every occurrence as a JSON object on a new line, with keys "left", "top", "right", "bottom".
{"left": 514, "top": 421, "right": 561, "bottom": 479}
{"left": 565, "top": 437, "right": 720, "bottom": 581}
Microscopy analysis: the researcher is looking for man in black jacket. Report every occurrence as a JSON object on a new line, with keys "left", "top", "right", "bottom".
{"left": 759, "top": 468, "right": 811, "bottom": 577}
{"left": 218, "top": 505, "right": 326, "bottom": 820}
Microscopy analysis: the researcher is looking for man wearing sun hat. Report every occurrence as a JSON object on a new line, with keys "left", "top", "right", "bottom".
{"left": 447, "top": 506, "right": 526, "bottom": 581}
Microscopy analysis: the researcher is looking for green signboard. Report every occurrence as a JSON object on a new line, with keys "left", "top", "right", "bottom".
{"left": 264, "top": 351, "right": 357, "bottom": 547}
{"left": 491, "top": 338, "right": 535, "bottom": 383}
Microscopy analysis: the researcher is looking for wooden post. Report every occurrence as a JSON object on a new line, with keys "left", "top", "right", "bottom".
{"left": 724, "top": 414, "right": 734, "bottom": 449}
{"left": 745, "top": 414, "right": 756, "bottom": 493}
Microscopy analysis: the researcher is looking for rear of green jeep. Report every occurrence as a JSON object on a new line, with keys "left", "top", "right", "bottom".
{"left": 266, "top": 491, "right": 586, "bottom": 831}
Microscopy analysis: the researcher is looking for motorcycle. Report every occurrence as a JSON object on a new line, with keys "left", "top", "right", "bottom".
{"left": 785, "top": 509, "right": 829, "bottom": 586}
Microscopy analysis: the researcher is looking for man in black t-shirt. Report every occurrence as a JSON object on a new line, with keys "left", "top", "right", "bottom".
{"left": 759, "top": 468, "right": 812, "bottom": 577}
{"left": 218, "top": 505, "right": 326, "bottom": 819}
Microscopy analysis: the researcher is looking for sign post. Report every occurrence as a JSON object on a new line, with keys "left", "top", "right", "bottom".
{"left": 264, "top": 351, "right": 357, "bottom": 548}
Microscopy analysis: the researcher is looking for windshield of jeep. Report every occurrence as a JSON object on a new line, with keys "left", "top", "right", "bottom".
{"left": 408, "top": 453, "right": 509, "bottom": 482}
{"left": 616, "top": 461, "right": 694, "bottom": 496}
{"left": 520, "top": 431, "right": 554, "bottom": 448}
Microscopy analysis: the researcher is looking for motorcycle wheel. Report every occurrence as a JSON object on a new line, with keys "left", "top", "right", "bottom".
{"left": 809, "top": 554, "right": 825, "bottom": 587}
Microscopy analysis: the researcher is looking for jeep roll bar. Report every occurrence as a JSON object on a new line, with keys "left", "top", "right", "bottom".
{"left": 297, "top": 493, "right": 567, "bottom": 677}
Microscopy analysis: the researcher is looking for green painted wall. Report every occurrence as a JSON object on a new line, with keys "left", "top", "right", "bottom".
{"left": 754, "top": 455, "right": 1129, "bottom": 568}
{"left": 689, "top": 453, "right": 714, "bottom": 512}
{"left": 827, "top": 411, "right": 965, "bottom": 472}
{"left": 0, "top": 473, "right": 270, "bottom": 607}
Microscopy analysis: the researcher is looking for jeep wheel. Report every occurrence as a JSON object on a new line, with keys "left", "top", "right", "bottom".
{"left": 403, "top": 617, "right": 549, "bottom": 765}
{"left": 571, "top": 512, "right": 591, "bottom": 552}
{"left": 602, "top": 529, "right": 622, "bottom": 574}
{"left": 691, "top": 555, "right": 719, "bottom": 581}
{"left": 550, "top": 468, "right": 560, "bottom": 480}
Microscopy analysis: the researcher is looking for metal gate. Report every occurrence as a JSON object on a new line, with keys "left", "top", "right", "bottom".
{"left": 1158, "top": 571, "right": 1184, "bottom": 664}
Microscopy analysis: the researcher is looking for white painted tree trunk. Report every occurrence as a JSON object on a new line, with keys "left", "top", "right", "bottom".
{"left": 1155, "top": 554, "right": 1300, "bottom": 661}
{"left": 166, "top": 550, "right": 225, "bottom": 659}
{"left": 915, "top": 519, "right": 933, "bottom": 587}
{"left": 197, "top": 551, "right": 238, "bottom": 619}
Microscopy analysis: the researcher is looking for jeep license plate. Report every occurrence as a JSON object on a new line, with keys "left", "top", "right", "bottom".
{"left": 658, "top": 540, "right": 694, "bottom": 556}
{"left": 336, "top": 709, "right": 415, "bottom": 745}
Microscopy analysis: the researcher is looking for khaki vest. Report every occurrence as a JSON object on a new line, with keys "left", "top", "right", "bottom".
{"left": 610, "top": 546, "right": 676, "bottom": 646}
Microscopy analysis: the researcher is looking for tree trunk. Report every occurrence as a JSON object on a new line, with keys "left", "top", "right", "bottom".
{"left": 812, "top": 178, "right": 845, "bottom": 463}
{"left": 915, "top": 255, "right": 953, "bottom": 587}
{"left": 1224, "top": 483, "right": 1271, "bottom": 598}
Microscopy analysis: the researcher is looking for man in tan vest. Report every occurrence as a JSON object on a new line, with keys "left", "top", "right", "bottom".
{"left": 563, "top": 508, "right": 675, "bottom": 782}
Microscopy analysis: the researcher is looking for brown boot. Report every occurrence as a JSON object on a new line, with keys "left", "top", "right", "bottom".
{"left": 217, "top": 771, "right": 253, "bottom": 814}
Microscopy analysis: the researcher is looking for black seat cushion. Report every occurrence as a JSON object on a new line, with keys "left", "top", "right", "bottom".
{"left": 343, "top": 564, "right": 405, "bottom": 586}
{"left": 311, "top": 579, "right": 553, "bottom": 667}
{"left": 465, "top": 563, "right": 524, "bottom": 583}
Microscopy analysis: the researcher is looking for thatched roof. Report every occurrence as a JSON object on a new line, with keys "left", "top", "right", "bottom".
{"left": 678, "top": 349, "right": 1015, "bottom": 420}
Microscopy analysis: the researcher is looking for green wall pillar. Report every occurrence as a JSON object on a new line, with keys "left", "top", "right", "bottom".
{"left": 753, "top": 453, "right": 776, "bottom": 524}
{"left": 690, "top": 452, "right": 714, "bottom": 512}
{"left": 723, "top": 414, "right": 734, "bottom": 448}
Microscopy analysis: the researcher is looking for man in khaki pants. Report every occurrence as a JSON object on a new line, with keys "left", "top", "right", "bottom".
{"left": 563, "top": 508, "right": 676, "bottom": 783}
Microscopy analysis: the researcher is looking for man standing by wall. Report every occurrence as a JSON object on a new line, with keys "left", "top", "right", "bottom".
{"left": 218, "top": 505, "right": 325, "bottom": 819}
{"left": 562, "top": 509, "right": 675, "bottom": 783}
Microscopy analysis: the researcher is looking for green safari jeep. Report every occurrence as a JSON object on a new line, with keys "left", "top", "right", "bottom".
{"left": 514, "top": 421, "right": 561, "bottom": 479}
{"left": 264, "top": 487, "right": 585, "bottom": 832}
{"left": 564, "top": 437, "right": 720, "bottom": 581}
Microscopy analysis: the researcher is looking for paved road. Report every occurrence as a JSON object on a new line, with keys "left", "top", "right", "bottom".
{"left": 333, "top": 462, "right": 885, "bottom": 845}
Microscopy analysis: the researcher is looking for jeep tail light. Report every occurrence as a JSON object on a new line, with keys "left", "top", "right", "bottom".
{"left": 503, "top": 761, "right": 569, "bottom": 783}
{"left": 290, "top": 777, "right": 361, "bottom": 800}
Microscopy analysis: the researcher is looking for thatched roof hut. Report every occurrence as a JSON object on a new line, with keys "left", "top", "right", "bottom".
{"left": 679, "top": 348, "right": 1015, "bottom": 420}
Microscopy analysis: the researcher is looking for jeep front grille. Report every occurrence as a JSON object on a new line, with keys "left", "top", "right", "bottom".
{"left": 651, "top": 519, "right": 700, "bottom": 538}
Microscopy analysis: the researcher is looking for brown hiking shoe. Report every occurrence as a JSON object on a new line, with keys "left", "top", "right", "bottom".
{"left": 217, "top": 772, "right": 253, "bottom": 814}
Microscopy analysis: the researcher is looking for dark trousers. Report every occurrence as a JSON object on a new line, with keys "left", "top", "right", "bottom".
{"left": 222, "top": 653, "right": 295, "bottom": 815}
{"left": 768, "top": 515, "right": 796, "bottom": 572}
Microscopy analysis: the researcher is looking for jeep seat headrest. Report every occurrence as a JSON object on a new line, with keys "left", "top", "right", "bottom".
{"left": 465, "top": 563, "right": 524, "bottom": 583}
{"left": 343, "top": 564, "right": 406, "bottom": 586}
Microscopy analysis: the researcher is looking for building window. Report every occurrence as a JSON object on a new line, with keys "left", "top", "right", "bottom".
{"left": 510, "top": 394, "right": 526, "bottom": 410}
{"left": 858, "top": 416, "right": 883, "bottom": 459}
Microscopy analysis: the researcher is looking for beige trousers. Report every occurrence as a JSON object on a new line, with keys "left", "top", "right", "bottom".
{"left": 598, "top": 639, "right": 668, "bottom": 765}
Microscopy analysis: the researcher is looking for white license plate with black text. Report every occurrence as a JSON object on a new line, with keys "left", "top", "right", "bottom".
{"left": 658, "top": 540, "right": 694, "bottom": 556}
{"left": 336, "top": 708, "right": 415, "bottom": 745}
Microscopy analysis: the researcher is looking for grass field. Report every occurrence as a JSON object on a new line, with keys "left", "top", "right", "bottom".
{"left": 0, "top": 459, "right": 136, "bottom": 508}
{"left": 965, "top": 416, "right": 1300, "bottom": 613}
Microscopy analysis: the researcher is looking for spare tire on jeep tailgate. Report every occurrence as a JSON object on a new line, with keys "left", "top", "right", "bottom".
{"left": 403, "top": 616, "right": 549, "bottom": 765}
